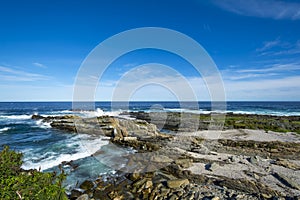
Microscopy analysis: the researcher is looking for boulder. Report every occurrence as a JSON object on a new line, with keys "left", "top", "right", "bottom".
{"left": 70, "top": 189, "right": 84, "bottom": 199}
{"left": 167, "top": 179, "right": 189, "bottom": 189}
{"left": 144, "top": 180, "right": 153, "bottom": 189}
{"left": 76, "top": 194, "right": 89, "bottom": 200}
{"left": 80, "top": 180, "right": 94, "bottom": 191}
{"left": 123, "top": 137, "right": 137, "bottom": 141}
{"left": 175, "top": 159, "right": 192, "bottom": 168}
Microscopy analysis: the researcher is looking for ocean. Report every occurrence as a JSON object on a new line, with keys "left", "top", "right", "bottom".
{"left": 0, "top": 101, "right": 299, "bottom": 190}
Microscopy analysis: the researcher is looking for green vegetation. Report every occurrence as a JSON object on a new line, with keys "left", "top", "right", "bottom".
{"left": 197, "top": 114, "right": 300, "bottom": 134}
{"left": 0, "top": 146, "right": 67, "bottom": 200}
{"left": 200, "top": 114, "right": 300, "bottom": 134}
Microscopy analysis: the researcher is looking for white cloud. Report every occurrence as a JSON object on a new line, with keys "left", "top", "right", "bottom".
{"left": 224, "top": 76, "right": 300, "bottom": 100}
{"left": 1, "top": 62, "right": 298, "bottom": 101}
{"left": 256, "top": 39, "right": 300, "bottom": 56}
{"left": 94, "top": 63, "right": 300, "bottom": 101}
{"left": 237, "top": 63, "right": 300, "bottom": 73}
{"left": 213, "top": 0, "right": 300, "bottom": 20}
{"left": 95, "top": 71, "right": 300, "bottom": 101}
{"left": 123, "top": 63, "right": 138, "bottom": 68}
{"left": 33, "top": 62, "right": 47, "bottom": 68}
{"left": 0, "top": 66, "right": 50, "bottom": 82}
{"left": 227, "top": 73, "right": 278, "bottom": 80}
{"left": 256, "top": 38, "right": 281, "bottom": 52}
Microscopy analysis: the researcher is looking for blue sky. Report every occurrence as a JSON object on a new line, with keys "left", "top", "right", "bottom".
{"left": 0, "top": 0, "right": 300, "bottom": 101}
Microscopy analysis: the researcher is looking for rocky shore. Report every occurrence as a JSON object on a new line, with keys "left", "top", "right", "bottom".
{"left": 31, "top": 113, "right": 300, "bottom": 200}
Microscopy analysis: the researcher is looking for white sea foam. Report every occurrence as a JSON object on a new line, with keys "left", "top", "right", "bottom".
{"left": 154, "top": 108, "right": 300, "bottom": 116}
{"left": 22, "top": 134, "right": 109, "bottom": 171}
{"left": 35, "top": 119, "right": 51, "bottom": 129}
{"left": 0, "top": 115, "right": 32, "bottom": 120}
{"left": 0, "top": 127, "right": 10, "bottom": 133}
{"left": 69, "top": 108, "right": 122, "bottom": 118}
{"left": 40, "top": 108, "right": 122, "bottom": 118}
{"left": 161, "top": 108, "right": 214, "bottom": 115}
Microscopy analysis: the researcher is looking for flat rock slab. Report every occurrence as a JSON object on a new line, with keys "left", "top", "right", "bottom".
{"left": 167, "top": 179, "right": 189, "bottom": 189}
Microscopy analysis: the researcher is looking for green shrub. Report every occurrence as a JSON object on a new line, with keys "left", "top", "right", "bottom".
{"left": 0, "top": 146, "right": 68, "bottom": 200}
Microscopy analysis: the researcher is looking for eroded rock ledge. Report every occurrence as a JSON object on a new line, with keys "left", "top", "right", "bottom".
{"left": 124, "top": 111, "right": 300, "bottom": 133}
{"left": 31, "top": 114, "right": 300, "bottom": 200}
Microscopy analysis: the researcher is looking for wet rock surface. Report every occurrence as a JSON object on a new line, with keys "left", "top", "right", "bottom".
{"left": 31, "top": 113, "right": 300, "bottom": 199}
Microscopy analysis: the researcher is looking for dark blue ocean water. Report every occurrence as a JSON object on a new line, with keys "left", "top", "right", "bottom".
{"left": 0, "top": 101, "right": 299, "bottom": 189}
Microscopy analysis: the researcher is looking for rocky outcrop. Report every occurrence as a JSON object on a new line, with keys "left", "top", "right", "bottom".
{"left": 31, "top": 115, "right": 159, "bottom": 140}
{"left": 273, "top": 172, "right": 300, "bottom": 190}
{"left": 125, "top": 111, "right": 300, "bottom": 133}
{"left": 70, "top": 162, "right": 288, "bottom": 200}
{"left": 215, "top": 139, "right": 300, "bottom": 159}
{"left": 31, "top": 114, "right": 300, "bottom": 199}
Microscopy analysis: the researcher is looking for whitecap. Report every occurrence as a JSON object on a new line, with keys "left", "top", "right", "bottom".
{"left": 0, "top": 127, "right": 10, "bottom": 133}
{"left": 35, "top": 119, "right": 51, "bottom": 129}
{"left": 21, "top": 134, "right": 109, "bottom": 171}
{"left": 0, "top": 114, "right": 32, "bottom": 120}
{"left": 74, "top": 108, "right": 122, "bottom": 118}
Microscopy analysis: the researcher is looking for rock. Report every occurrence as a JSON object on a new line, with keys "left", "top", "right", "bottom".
{"left": 167, "top": 179, "right": 189, "bottom": 189}
{"left": 270, "top": 148, "right": 280, "bottom": 153}
{"left": 108, "top": 191, "right": 118, "bottom": 199}
{"left": 113, "top": 196, "right": 123, "bottom": 200}
{"left": 93, "top": 189, "right": 107, "bottom": 199}
{"left": 123, "top": 191, "right": 134, "bottom": 199}
{"left": 191, "top": 144, "right": 210, "bottom": 154}
{"left": 51, "top": 121, "right": 77, "bottom": 132}
{"left": 261, "top": 193, "right": 272, "bottom": 199}
{"left": 209, "top": 151, "right": 218, "bottom": 155}
{"left": 273, "top": 172, "right": 300, "bottom": 190}
{"left": 254, "top": 173, "right": 260, "bottom": 180}
{"left": 80, "top": 180, "right": 94, "bottom": 191}
{"left": 31, "top": 114, "right": 45, "bottom": 120}
{"left": 70, "top": 189, "right": 84, "bottom": 199}
{"left": 211, "top": 197, "right": 220, "bottom": 200}
{"left": 145, "top": 163, "right": 158, "bottom": 172}
{"left": 229, "top": 156, "right": 237, "bottom": 162}
{"left": 248, "top": 156, "right": 259, "bottom": 164}
{"left": 123, "top": 137, "right": 137, "bottom": 141}
{"left": 133, "top": 178, "right": 148, "bottom": 189}
{"left": 236, "top": 194, "right": 246, "bottom": 199}
{"left": 76, "top": 194, "right": 89, "bottom": 200}
{"left": 144, "top": 180, "right": 153, "bottom": 189}
{"left": 274, "top": 158, "right": 300, "bottom": 170}
{"left": 150, "top": 155, "right": 173, "bottom": 163}
{"left": 175, "top": 159, "right": 192, "bottom": 168}
{"left": 126, "top": 173, "right": 141, "bottom": 181}
{"left": 160, "top": 188, "right": 170, "bottom": 196}
{"left": 169, "top": 194, "right": 179, "bottom": 200}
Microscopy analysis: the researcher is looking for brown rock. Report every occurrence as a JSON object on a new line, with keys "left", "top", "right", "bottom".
{"left": 76, "top": 194, "right": 89, "bottom": 200}
{"left": 175, "top": 159, "right": 192, "bottom": 168}
{"left": 70, "top": 189, "right": 83, "bottom": 199}
{"left": 144, "top": 180, "right": 153, "bottom": 189}
{"left": 80, "top": 180, "right": 94, "bottom": 191}
{"left": 167, "top": 179, "right": 189, "bottom": 189}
